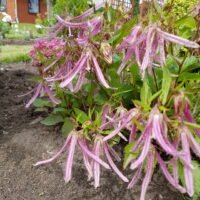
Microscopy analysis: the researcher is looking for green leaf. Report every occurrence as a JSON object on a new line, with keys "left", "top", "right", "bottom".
{"left": 107, "top": 8, "right": 112, "bottom": 22}
{"left": 182, "top": 62, "right": 200, "bottom": 73}
{"left": 53, "top": 107, "right": 68, "bottom": 113}
{"left": 113, "top": 53, "right": 122, "bottom": 63}
{"left": 108, "top": 33, "right": 121, "bottom": 44}
{"left": 178, "top": 161, "right": 184, "bottom": 185}
{"left": 132, "top": 117, "right": 144, "bottom": 132}
{"left": 61, "top": 118, "right": 74, "bottom": 136}
{"left": 182, "top": 57, "right": 199, "bottom": 72}
{"left": 94, "top": 91, "right": 108, "bottom": 106}
{"left": 31, "top": 76, "right": 43, "bottom": 82}
{"left": 123, "top": 142, "right": 140, "bottom": 169}
{"left": 192, "top": 161, "right": 200, "bottom": 200}
{"left": 179, "top": 73, "right": 200, "bottom": 81}
{"left": 107, "top": 69, "right": 121, "bottom": 88}
{"left": 73, "top": 108, "right": 89, "bottom": 124}
{"left": 33, "top": 99, "right": 51, "bottom": 108}
{"left": 130, "top": 63, "right": 141, "bottom": 84}
{"left": 175, "top": 16, "right": 196, "bottom": 29}
{"left": 160, "top": 66, "right": 172, "bottom": 105}
{"left": 118, "top": 84, "right": 136, "bottom": 108}
{"left": 184, "top": 122, "right": 200, "bottom": 130}
{"left": 175, "top": 16, "right": 197, "bottom": 39}
{"left": 83, "top": 82, "right": 95, "bottom": 93}
{"left": 140, "top": 77, "right": 152, "bottom": 105}
{"left": 149, "top": 90, "right": 162, "bottom": 104}
{"left": 123, "top": 154, "right": 134, "bottom": 169}
{"left": 112, "top": 88, "right": 134, "bottom": 97}
{"left": 178, "top": 160, "right": 200, "bottom": 200}
{"left": 41, "top": 114, "right": 64, "bottom": 126}
{"left": 133, "top": 100, "right": 151, "bottom": 111}
{"left": 34, "top": 108, "right": 48, "bottom": 112}
{"left": 166, "top": 56, "right": 179, "bottom": 74}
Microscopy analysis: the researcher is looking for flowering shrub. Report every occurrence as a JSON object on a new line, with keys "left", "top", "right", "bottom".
{"left": 28, "top": 1, "right": 200, "bottom": 200}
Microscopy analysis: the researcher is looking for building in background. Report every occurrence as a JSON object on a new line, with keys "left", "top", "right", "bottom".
{"left": 0, "top": 0, "right": 47, "bottom": 23}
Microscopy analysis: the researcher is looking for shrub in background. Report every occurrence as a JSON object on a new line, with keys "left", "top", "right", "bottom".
{"left": 0, "top": 21, "right": 11, "bottom": 38}
{"left": 53, "top": 0, "right": 92, "bottom": 17}
{"left": 165, "top": 0, "right": 199, "bottom": 19}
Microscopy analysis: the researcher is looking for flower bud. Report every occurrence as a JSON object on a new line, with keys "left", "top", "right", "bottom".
{"left": 100, "top": 42, "right": 113, "bottom": 64}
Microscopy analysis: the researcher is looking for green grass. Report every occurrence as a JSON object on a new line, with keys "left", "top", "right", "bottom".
{"left": 0, "top": 45, "right": 32, "bottom": 64}
{"left": 5, "top": 23, "right": 47, "bottom": 40}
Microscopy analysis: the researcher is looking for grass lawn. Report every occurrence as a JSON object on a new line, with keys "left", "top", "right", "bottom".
{"left": 5, "top": 23, "right": 47, "bottom": 40}
{"left": 0, "top": 45, "right": 32, "bottom": 64}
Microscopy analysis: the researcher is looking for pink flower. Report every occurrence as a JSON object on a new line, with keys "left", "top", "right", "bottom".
{"left": 170, "top": 125, "right": 200, "bottom": 197}
{"left": 129, "top": 106, "right": 179, "bottom": 170}
{"left": 128, "top": 147, "right": 155, "bottom": 200}
{"left": 100, "top": 42, "right": 113, "bottom": 64}
{"left": 156, "top": 152, "right": 186, "bottom": 194}
{"left": 56, "top": 15, "right": 102, "bottom": 32}
{"left": 126, "top": 105, "right": 189, "bottom": 199}
{"left": 174, "top": 92, "right": 200, "bottom": 136}
{"left": 140, "top": 151, "right": 154, "bottom": 200}
{"left": 29, "top": 39, "right": 66, "bottom": 68}
{"left": 179, "top": 126, "right": 195, "bottom": 196}
{"left": 117, "top": 24, "right": 199, "bottom": 77}
{"left": 102, "top": 108, "right": 138, "bottom": 142}
{"left": 89, "top": 136, "right": 128, "bottom": 188}
{"left": 34, "top": 132, "right": 111, "bottom": 183}
{"left": 49, "top": 49, "right": 111, "bottom": 91}
{"left": 26, "top": 82, "right": 59, "bottom": 108}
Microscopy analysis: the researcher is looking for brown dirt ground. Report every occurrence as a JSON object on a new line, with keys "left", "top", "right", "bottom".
{"left": 0, "top": 63, "right": 185, "bottom": 200}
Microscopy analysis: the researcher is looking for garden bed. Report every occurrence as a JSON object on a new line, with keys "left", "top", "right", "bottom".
{"left": 0, "top": 63, "right": 184, "bottom": 200}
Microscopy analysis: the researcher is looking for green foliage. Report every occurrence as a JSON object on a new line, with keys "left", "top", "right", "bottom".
{"left": 33, "top": 99, "right": 51, "bottom": 108}
{"left": 61, "top": 118, "right": 74, "bottom": 136}
{"left": 160, "top": 66, "right": 172, "bottom": 105}
{"left": 53, "top": 0, "right": 92, "bottom": 16}
{"left": 41, "top": 114, "right": 64, "bottom": 126}
{"left": 165, "top": 0, "right": 199, "bottom": 19}
{"left": 3, "top": 23, "right": 47, "bottom": 40}
{"left": 192, "top": 161, "right": 200, "bottom": 200}
{"left": 0, "top": 21, "right": 11, "bottom": 38}
{"left": 73, "top": 108, "right": 89, "bottom": 125}
{"left": 178, "top": 160, "right": 200, "bottom": 200}
{"left": 0, "top": 45, "right": 31, "bottom": 64}
{"left": 140, "top": 77, "right": 152, "bottom": 106}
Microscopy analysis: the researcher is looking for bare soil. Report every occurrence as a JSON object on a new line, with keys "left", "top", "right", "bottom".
{"left": 0, "top": 63, "right": 184, "bottom": 200}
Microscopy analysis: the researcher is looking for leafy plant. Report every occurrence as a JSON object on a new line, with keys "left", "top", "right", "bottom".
{"left": 0, "top": 21, "right": 11, "bottom": 38}
{"left": 164, "top": 0, "right": 199, "bottom": 19}
{"left": 27, "top": 1, "right": 200, "bottom": 200}
{"left": 53, "top": 0, "right": 92, "bottom": 17}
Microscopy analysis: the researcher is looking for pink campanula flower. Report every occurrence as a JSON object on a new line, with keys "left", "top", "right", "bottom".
{"left": 26, "top": 82, "right": 59, "bottom": 108}
{"left": 34, "top": 132, "right": 111, "bottom": 184}
{"left": 117, "top": 24, "right": 199, "bottom": 78}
